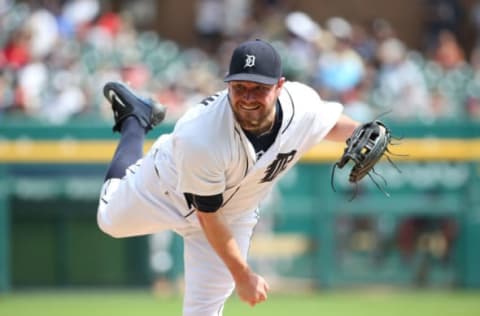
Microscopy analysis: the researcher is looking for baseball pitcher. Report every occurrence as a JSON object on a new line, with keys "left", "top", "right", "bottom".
{"left": 97, "top": 39, "right": 388, "bottom": 315}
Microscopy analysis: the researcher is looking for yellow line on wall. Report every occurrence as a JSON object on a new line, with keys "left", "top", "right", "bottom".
{"left": 302, "top": 139, "right": 480, "bottom": 162}
{"left": 0, "top": 139, "right": 479, "bottom": 163}
{"left": 0, "top": 140, "right": 127, "bottom": 163}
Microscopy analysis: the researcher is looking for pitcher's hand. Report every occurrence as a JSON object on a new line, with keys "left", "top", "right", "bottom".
{"left": 235, "top": 271, "right": 270, "bottom": 307}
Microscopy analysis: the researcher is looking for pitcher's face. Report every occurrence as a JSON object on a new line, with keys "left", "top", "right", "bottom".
{"left": 228, "top": 78, "right": 284, "bottom": 135}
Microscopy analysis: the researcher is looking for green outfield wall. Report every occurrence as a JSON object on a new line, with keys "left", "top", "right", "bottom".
{"left": 0, "top": 120, "right": 479, "bottom": 292}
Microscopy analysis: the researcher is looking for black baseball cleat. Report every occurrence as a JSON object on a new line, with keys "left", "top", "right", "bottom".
{"left": 103, "top": 81, "right": 167, "bottom": 132}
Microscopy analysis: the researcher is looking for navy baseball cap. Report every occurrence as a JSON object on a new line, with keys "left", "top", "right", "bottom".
{"left": 224, "top": 39, "right": 282, "bottom": 85}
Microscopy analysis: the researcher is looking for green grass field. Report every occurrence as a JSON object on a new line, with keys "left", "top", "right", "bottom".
{"left": 1, "top": 290, "right": 479, "bottom": 316}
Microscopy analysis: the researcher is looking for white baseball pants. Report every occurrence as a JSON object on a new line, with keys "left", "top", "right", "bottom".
{"left": 97, "top": 155, "right": 257, "bottom": 315}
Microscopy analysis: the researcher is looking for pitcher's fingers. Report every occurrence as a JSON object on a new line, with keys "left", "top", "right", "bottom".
{"left": 258, "top": 292, "right": 267, "bottom": 302}
{"left": 264, "top": 281, "right": 270, "bottom": 292}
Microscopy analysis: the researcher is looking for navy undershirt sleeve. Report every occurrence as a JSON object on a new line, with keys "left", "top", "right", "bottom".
{"left": 184, "top": 193, "right": 223, "bottom": 212}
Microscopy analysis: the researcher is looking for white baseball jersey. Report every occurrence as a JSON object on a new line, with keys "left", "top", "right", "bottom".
{"left": 97, "top": 80, "right": 343, "bottom": 316}
{"left": 98, "top": 80, "right": 342, "bottom": 235}
{"left": 152, "top": 81, "right": 342, "bottom": 224}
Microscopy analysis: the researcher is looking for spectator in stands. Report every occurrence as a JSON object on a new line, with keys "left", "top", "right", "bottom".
{"left": 350, "top": 22, "right": 378, "bottom": 64}
{"left": 370, "top": 18, "right": 396, "bottom": 46}
{"left": 284, "top": 11, "right": 322, "bottom": 81}
{"left": 62, "top": 0, "right": 100, "bottom": 33}
{"left": 465, "top": 48, "right": 480, "bottom": 120}
{"left": 195, "top": 0, "right": 225, "bottom": 54}
{"left": 155, "top": 83, "right": 188, "bottom": 121}
{"left": 313, "top": 17, "right": 365, "bottom": 101}
{"left": 373, "top": 38, "right": 432, "bottom": 121}
{"left": 0, "top": 70, "right": 15, "bottom": 114}
{"left": 16, "top": 54, "right": 49, "bottom": 115}
{"left": 283, "top": 11, "right": 322, "bottom": 82}
{"left": 423, "top": 0, "right": 464, "bottom": 55}
{"left": 432, "top": 29, "right": 466, "bottom": 70}
{"left": 26, "top": 6, "right": 59, "bottom": 61}
{"left": 1, "top": 26, "right": 31, "bottom": 69}
{"left": 340, "top": 77, "right": 375, "bottom": 122}
{"left": 470, "top": 0, "right": 480, "bottom": 50}
{"left": 1, "top": 1, "right": 478, "bottom": 124}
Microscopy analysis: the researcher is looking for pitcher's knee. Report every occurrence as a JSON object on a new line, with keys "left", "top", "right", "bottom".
{"left": 97, "top": 209, "right": 126, "bottom": 238}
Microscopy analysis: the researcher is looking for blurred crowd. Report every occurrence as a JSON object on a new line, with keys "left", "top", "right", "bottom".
{"left": 2, "top": 0, "right": 480, "bottom": 124}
